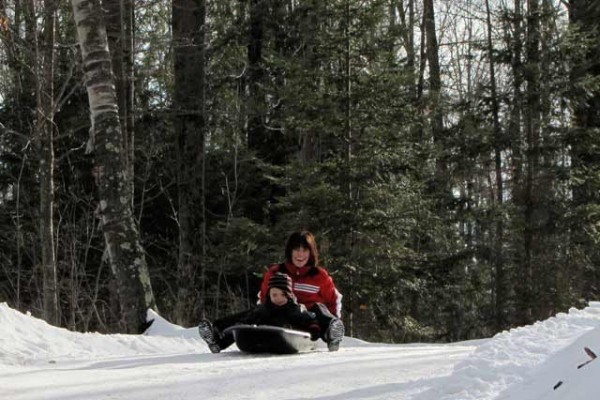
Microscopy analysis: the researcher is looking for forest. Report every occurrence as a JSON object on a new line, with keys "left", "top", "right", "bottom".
{"left": 0, "top": 0, "right": 599, "bottom": 343}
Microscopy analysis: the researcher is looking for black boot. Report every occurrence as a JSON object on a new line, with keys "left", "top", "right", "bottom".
{"left": 198, "top": 320, "right": 221, "bottom": 353}
{"left": 326, "top": 319, "right": 344, "bottom": 352}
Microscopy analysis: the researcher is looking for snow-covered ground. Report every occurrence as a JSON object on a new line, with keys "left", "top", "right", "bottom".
{"left": 1, "top": 302, "right": 599, "bottom": 399}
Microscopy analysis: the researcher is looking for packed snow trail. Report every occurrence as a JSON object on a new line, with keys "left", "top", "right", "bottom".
{"left": 4, "top": 345, "right": 473, "bottom": 400}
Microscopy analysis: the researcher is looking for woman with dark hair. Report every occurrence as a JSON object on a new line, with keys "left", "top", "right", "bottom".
{"left": 259, "top": 231, "right": 342, "bottom": 319}
{"left": 198, "top": 231, "right": 345, "bottom": 353}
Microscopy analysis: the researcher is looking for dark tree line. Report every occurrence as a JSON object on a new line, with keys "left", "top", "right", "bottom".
{"left": 0, "top": 0, "right": 599, "bottom": 342}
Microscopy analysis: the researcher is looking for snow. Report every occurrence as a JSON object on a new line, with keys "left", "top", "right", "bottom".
{"left": 1, "top": 302, "right": 599, "bottom": 399}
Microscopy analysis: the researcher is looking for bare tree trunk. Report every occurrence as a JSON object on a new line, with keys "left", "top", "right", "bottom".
{"left": 508, "top": 0, "right": 524, "bottom": 329}
{"left": 423, "top": 0, "right": 442, "bottom": 139}
{"left": 423, "top": 0, "right": 447, "bottom": 194}
{"left": 104, "top": 0, "right": 135, "bottom": 200}
{"left": 71, "top": 0, "right": 155, "bottom": 333}
{"left": 343, "top": 0, "right": 360, "bottom": 338}
{"left": 0, "top": 0, "right": 20, "bottom": 307}
{"left": 510, "top": 0, "right": 524, "bottom": 198}
{"left": 39, "top": 0, "right": 58, "bottom": 325}
{"left": 172, "top": 0, "right": 206, "bottom": 326}
{"left": 517, "top": 0, "right": 541, "bottom": 325}
{"left": 417, "top": 6, "right": 426, "bottom": 101}
{"left": 396, "top": 0, "right": 417, "bottom": 100}
{"left": 247, "top": 0, "right": 265, "bottom": 158}
{"left": 485, "top": 0, "right": 507, "bottom": 331}
{"left": 345, "top": 0, "right": 352, "bottom": 171}
{"left": 298, "top": 1, "right": 323, "bottom": 164}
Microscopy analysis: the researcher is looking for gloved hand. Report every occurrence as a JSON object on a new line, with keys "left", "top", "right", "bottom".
{"left": 308, "top": 323, "right": 321, "bottom": 341}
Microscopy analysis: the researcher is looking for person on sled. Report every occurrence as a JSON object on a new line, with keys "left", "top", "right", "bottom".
{"left": 198, "top": 230, "right": 345, "bottom": 352}
{"left": 199, "top": 273, "right": 321, "bottom": 353}
{"left": 253, "top": 272, "right": 322, "bottom": 333}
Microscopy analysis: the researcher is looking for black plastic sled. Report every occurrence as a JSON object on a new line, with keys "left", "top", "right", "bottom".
{"left": 223, "top": 325, "right": 316, "bottom": 354}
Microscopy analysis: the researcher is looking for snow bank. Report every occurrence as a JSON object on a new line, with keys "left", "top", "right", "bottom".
{"left": 143, "top": 308, "right": 201, "bottom": 339}
{"left": 497, "top": 325, "right": 600, "bottom": 400}
{"left": 416, "top": 302, "right": 600, "bottom": 400}
{"left": 0, "top": 303, "right": 204, "bottom": 367}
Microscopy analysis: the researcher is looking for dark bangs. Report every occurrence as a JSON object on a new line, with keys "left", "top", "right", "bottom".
{"left": 285, "top": 231, "right": 319, "bottom": 267}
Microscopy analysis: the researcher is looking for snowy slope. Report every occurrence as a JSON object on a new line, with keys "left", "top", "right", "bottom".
{"left": 417, "top": 302, "right": 600, "bottom": 400}
{"left": 0, "top": 302, "right": 599, "bottom": 399}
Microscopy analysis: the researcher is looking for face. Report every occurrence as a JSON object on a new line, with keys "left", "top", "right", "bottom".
{"left": 269, "top": 287, "right": 288, "bottom": 306}
{"left": 291, "top": 246, "right": 310, "bottom": 268}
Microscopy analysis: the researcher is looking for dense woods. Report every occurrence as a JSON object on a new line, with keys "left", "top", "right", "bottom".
{"left": 1, "top": 0, "right": 599, "bottom": 342}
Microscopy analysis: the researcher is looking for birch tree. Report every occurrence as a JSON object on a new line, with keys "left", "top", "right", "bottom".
{"left": 70, "top": 0, "right": 155, "bottom": 333}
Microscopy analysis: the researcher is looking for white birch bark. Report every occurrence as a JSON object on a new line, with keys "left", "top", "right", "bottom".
{"left": 71, "top": 0, "right": 155, "bottom": 333}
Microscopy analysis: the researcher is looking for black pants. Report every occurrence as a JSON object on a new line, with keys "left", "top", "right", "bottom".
{"left": 212, "top": 309, "right": 255, "bottom": 350}
{"left": 309, "top": 303, "right": 339, "bottom": 341}
{"left": 211, "top": 303, "right": 341, "bottom": 350}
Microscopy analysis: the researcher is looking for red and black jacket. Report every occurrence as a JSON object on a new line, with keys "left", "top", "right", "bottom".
{"left": 259, "top": 262, "right": 342, "bottom": 318}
